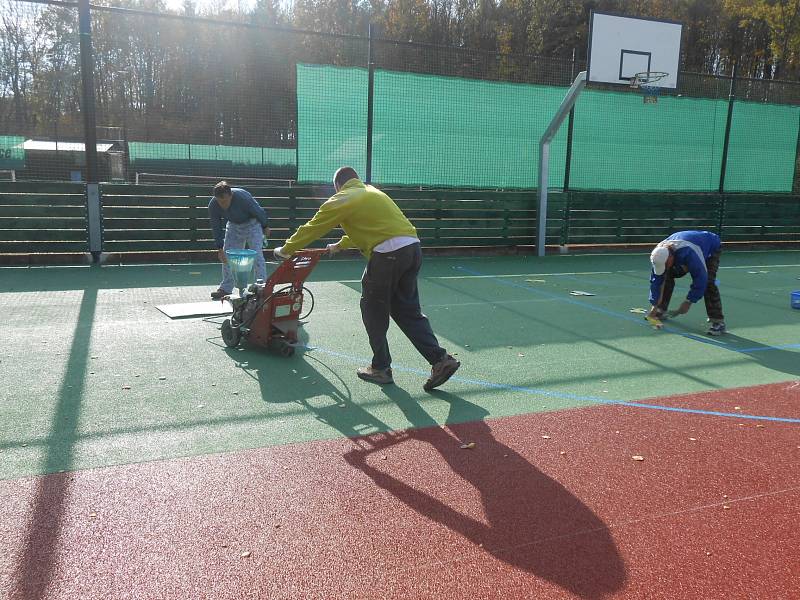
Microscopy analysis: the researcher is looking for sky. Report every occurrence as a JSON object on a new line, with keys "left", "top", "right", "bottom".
{"left": 163, "top": 0, "right": 259, "bottom": 14}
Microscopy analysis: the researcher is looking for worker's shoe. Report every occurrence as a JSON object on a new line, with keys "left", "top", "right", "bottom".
{"left": 357, "top": 366, "right": 394, "bottom": 385}
{"left": 424, "top": 354, "right": 461, "bottom": 392}
{"left": 210, "top": 288, "right": 229, "bottom": 300}
{"left": 707, "top": 321, "right": 727, "bottom": 336}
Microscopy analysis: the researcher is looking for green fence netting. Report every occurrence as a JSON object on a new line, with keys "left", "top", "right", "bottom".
{"left": 370, "top": 70, "right": 568, "bottom": 188}
{"left": 0, "top": 136, "right": 26, "bottom": 170}
{"left": 724, "top": 101, "right": 800, "bottom": 193}
{"left": 296, "top": 64, "right": 367, "bottom": 183}
{"left": 296, "top": 64, "right": 800, "bottom": 192}
{"left": 128, "top": 142, "right": 296, "bottom": 167}
{"left": 569, "top": 92, "right": 729, "bottom": 192}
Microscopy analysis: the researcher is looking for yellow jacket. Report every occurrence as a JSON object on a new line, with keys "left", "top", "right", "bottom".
{"left": 282, "top": 179, "right": 418, "bottom": 258}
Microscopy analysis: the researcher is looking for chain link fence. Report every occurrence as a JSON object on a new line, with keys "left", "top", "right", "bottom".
{"left": 2, "top": 0, "right": 800, "bottom": 192}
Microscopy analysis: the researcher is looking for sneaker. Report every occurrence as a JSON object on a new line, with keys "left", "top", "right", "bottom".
{"left": 357, "top": 366, "right": 394, "bottom": 385}
{"left": 424, "top": 354, "right": 461, "bottom": 392}
{"left": 707, "top": 321, "right": 726, "bottom": 336}
{"left": 210, "top": 288, "right": 229, "bottom": 300}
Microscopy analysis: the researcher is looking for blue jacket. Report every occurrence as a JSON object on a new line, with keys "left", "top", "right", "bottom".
{"left": 649, "top": 231, "right": 722, "bottom": 304}
{"left": 208, "top": 188, "right": 269, "bottom": 249}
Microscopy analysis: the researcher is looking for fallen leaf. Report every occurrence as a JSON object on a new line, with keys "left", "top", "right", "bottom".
{"left": 734, "top": 406, "right": 742, "bottom": 410}
{"left": 629, "top": 308, "right": 648, "bottom": 314}
{"left": 723, "top": 494, "right": 728, "bottom": 499}
{"left": 723, "top": 505, "right": 731, "bottom": 510}
{"left": 706, "top": 551, "right": 712, "bottom": 556}
{"left": 197, "top": 404, "right": 205, "bottom": 409}
{"left": 89, "top": 512, "right": 97, "bottom": 518}
{"left": 689, "top": 437, "right": 697, "bottom": 441}
{"left": 380, "top": 455, "right": 387, "bottom": 460}
{"left": 460, "top": 442, "right": 476, "bottom": 450}
{"left": 525, "top": 279, "right": 546, "bottom": 283}
{"left": 541, "top": 435, "right": 551, "bottom": 440}
{"left": 632, "top": 455, "right": 645, "bottom": 461}
{"left": 122, "top": 385, "right": 131, "bottom": 390}
{"left": 569, "top": 290, "right": 595, "bottom": 296}
{"left": 158, "top": 376, "right": 166, "bottom": 381}
{"left": 559, "top": 451, "right": 566, "bottom": 456}
{"left": 756, "top": 424, "right": 765, "bottom": 428}
{"left": 241, "top": 551, "right": 252, "bottom": 558}
{"left": 517, "top": 353, "right": 525, "bottom": 357}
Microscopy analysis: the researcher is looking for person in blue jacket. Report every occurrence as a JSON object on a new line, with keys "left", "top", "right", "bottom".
{"left": 207, "top": 181, "right": 269, "bottom": 299}
{"left": 647, "top": 230, "right": 726, "bottom": 335}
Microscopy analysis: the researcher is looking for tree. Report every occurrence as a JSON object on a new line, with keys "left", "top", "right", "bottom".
{"left": 726, "top": 0, "right": 800, "bottom": 78}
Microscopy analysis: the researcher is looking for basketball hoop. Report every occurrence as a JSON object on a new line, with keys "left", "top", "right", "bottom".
{"left": 631, "top": 71, "right": 669, "bottom": 104}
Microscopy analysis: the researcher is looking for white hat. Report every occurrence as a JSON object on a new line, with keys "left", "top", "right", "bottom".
{"left": 650, "top": 246, "right": 669, "bottom": 275}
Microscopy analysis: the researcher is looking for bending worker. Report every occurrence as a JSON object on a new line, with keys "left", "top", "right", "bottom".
{"left": 647, "top": 230, "right": 726, "bottom": 336}
{"left": 208, "top": 181, "right": 269, "bottom": 299}
{"left": 274, "top": 167, "right": 460, "bottom": 391}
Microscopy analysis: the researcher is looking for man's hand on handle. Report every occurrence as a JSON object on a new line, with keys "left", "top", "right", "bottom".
{"left": 273, "top": 246, "right": 291, "bottom": 261}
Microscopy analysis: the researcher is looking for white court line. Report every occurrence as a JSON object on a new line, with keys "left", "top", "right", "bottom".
{"left": 336, "top": 263, "right": 800, "bottom": 284}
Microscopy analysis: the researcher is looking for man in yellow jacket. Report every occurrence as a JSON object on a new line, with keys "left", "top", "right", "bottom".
{"left": 274, "top": 167, "right": 460, "bottom": 391}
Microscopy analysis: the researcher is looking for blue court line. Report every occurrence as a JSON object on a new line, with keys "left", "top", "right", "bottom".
{"left": 455, "top": 265, "right": 798, "bottom": 355}
{"left": 305, "top": 346, "right": 800, "bottom": 424}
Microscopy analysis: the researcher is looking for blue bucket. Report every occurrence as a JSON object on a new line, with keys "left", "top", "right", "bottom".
{"left": 226, "top": 249, "right": 257, "bottom": 292}
{"left": 792, "top": 290, "right": 800, "bottom": 310}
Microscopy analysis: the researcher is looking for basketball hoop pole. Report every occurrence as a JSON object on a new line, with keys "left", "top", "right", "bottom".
{"left": 537, "top": 71, "right": 587, "bottom": 257}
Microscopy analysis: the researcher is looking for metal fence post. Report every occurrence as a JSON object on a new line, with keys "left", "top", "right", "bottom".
{"left": 718, "top": 62, "right": 737, "bottom": 194}
{"left": 563, "top": 48, "right": 576, "bottom": 192}
{"left": 365, "top": 23, "right": 375, "bottom": 183}
{"left": 79, "top": 0, "right": 102, "bottom": 260}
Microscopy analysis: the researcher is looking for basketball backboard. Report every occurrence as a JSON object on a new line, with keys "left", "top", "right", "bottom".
{"left": 587, "top": 12, "right": 682, "bottom": 89}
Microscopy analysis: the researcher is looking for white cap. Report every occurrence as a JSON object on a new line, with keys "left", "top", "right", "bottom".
{"left": 650, "top": 246, "right": 669, "bottom": 275}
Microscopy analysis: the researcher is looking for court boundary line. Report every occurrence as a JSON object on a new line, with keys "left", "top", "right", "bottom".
{"left": 307, "top": 346, "right": 800, "bottom": 424}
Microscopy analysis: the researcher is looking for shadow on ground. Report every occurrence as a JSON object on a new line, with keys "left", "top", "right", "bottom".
{"left": 227, "top": 345, "right": 626, "bottom": 599}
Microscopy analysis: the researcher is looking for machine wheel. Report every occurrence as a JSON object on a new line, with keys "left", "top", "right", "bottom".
{"left": 279, "top": 342, "right": 295, "bottom": 357}
{"left": 221, "top": 319, "right": 241, "bottom": 348}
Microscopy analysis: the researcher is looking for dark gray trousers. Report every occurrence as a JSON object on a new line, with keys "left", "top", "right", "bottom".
{"left": 360, "top": 243, "right": 446, "bottom": 370}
